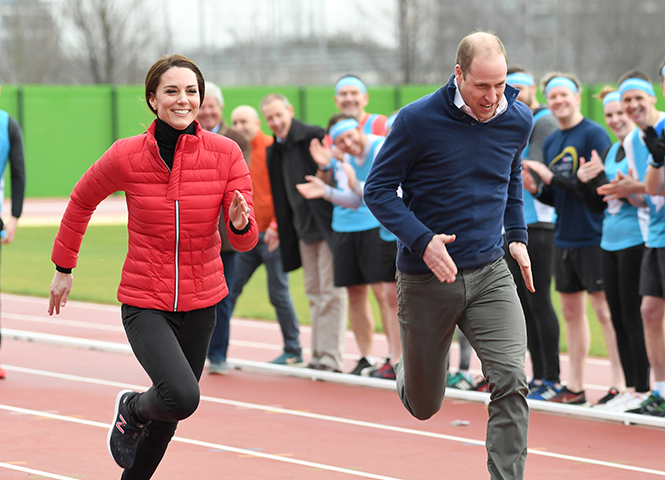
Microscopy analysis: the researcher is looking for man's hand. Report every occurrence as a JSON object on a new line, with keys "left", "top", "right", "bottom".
{"left": 264, "top": 225, "right": 280, "bottom": 252}
{"left": 48, "top": 270, "right": 73, "bottom": 315}
{"left": 0, "top": 216, "right": 18, "bottom": 244}
{"left": 296, "top": 175, "right": 328, "bottom": 199}
{"left": 423, "top": 233, "right": 457, "bottom": 283}
{"left": 523, "top": 160, "right": 554, "bottom": 185}
{"left": 309, "top": 138, "right": 333, "bottom": 169}
{"left": 509, "top": 242, "right": 534, "bottom": 293}
{"left": 643, "top": 126, "right": 665, "bottom": 167}
{"left": 577, "top": 151, "right": 604, "bottom": 183}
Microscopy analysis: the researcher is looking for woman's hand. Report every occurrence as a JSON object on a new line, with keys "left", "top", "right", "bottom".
{"left": 48, "top": 270, "right": 73, "bottom": 315}
{"left": 229, "top": 190, "right": 250, "bottom": 230}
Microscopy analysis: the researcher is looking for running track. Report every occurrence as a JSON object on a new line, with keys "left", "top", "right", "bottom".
{"left": 1, "top": 293, "right": 664, "bottom": 480}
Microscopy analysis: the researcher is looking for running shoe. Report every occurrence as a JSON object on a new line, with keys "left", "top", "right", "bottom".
{"left": 528, "top": 379, "right": 541, "bottom": 395}
{"left": 108, "top": 390, "right": 148, "bottom": 469}
{"left": 271, "top": 352, "right": 305, "bottom": 367}
{"left": 370, "top": 360, "right": 396, "bottom": 380}
{"left": 447, "top": 372, "right": 474, "bottom": 390}
{"left": 473, "top": 378, "right": 489, "bottom": 392}
{"left": 595, "top": 387, "right": 620, "bottom": 405}
{"left": 626, "top": 391, "right": 665, "bottom": 416}
{"left": 208, "top": 360, "right": 228, "bottom": 375}
{"left": 548, "top": 386, "right": 587, "bottom": 405}
{"left": 348, "top": 357, "right": 377, "bottom": 376}
{"left": 599, "top": 392, "right": 648, "bottom": 412}
{"left": 527, "top": 380, "right": 561, "bottom": 401}
{"left": 0, "top": 363, "right": 6, "bottom": 379}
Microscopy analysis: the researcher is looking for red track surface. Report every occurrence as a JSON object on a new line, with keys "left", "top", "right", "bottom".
{"left": 2, "top": 293, "right": 665, "bottom": 480}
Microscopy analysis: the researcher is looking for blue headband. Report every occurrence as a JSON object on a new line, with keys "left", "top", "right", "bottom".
{"left": 619, "top": 78, "right": 656, "bottom": 98}
{"left": 385, "top": 114, "right": 397, "bottom": 130}
{"left": 506, "top": 72, "right": 534, "bottom": 87}
{"left": 661, "top": 65, "right": 665, "bottom": 78}
{"left": 602, "top": 91, "right": 621, "bottom": 107}
{"left": 335, "top": 76, "right": 367, "bottom": 95}
{"left": 544, "top": 77, "right": 578, "bottom": 96}
{"left": 329, "top": 118, "right": 359, "bottom": 141}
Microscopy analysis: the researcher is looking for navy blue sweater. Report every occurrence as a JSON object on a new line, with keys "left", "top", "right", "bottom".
{"left": 364, "top": 75, "right": 533, "bottom": 274}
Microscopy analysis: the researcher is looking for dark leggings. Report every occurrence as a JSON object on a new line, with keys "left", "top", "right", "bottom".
{"left": 504, "top": 228, "right": 561, "bottom": 383}
{"left": 602, "top": 246, "right": 651, "bottom": 392}
{"left": 120, "top": 304, "right": 217, "bottom": 480}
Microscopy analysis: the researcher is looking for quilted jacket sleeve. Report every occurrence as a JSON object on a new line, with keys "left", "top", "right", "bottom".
{"left": 51, "top": 143, "right": 123, "bottom": 269}
{"left": 222, "top": 141, "right": 259, "bottom": 252}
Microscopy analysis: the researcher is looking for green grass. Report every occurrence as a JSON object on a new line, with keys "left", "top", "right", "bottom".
{"left": 1, "top": 224, "right": 609, "bottom": 357}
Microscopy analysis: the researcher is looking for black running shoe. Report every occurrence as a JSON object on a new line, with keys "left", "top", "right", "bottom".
{"left": 348, "top": 357, "right": 377, "bottom": 376}
{"left": 107, "top": 390, "right": 148, "bottom": 469}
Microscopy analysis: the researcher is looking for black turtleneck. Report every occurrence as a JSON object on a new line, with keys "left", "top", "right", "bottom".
{"left": 155, "top": 118, "right": 196, "bottom": 170}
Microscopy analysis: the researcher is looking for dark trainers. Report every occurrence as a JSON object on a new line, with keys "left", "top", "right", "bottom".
{"left": 473, "top": 378, "right": 489, "bottom": 392}
{"left": 626, "top": 391, "right": 665, "bottom": 416}
{"left": 548, "top": 386, "right": 587, "bottom": 405}
{"left": 348, "top": 357, "right": 377, "bottom": 376}
{"left": 595, "top": 387, "right": 620, "bottom": 405}
{"left": 108, "top": 390, "right": 148, "bottom": 469}
{"left": 370, "top": 360, "right": 396, "bottom": 380}
{"left": 271, "top": 352, "right": 305, "bottom": 367}
{"left": 527, "top": 380, "right": 561, "bottom": 401}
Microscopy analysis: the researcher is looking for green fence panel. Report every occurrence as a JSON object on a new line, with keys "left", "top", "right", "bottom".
{"left": 398, "top": 85, "right": 440, "bottom": 108}
{"left": 115, "top": 85, "right": 153, "bottom": 139}
{"left": 21, "top": 85, "right": 113, "bottom": 197}
{"left": 0, "top": 85, "right": 20, "bottom": 120}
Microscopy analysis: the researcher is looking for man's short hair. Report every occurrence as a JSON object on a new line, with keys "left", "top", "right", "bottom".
{"left": 455, "top": 31, "right": 507, "bottom": 77}
{"left": 507, "top": 66, "right": 527, "bottom": 75}
{"left": 259, "top": 93, "right": 291, "bottom": 111}
{"left": 618, "top": 70, "right": 651, "bottom": 86}
{"left": 205, "top": 82, "right": 224, "bottom": 108}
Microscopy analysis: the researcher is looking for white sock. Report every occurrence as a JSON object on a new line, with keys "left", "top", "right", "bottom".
{"left": 653, "top": 381, "right": 665, "bottom": 395}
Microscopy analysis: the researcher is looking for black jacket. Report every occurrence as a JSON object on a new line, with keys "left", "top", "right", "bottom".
{"left": 267, "top": 118, "right": 334, "bottom": 272}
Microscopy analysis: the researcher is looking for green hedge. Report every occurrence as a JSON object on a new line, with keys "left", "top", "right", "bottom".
{"left": 2, "top": 83, "right": 665, "bottom": 198}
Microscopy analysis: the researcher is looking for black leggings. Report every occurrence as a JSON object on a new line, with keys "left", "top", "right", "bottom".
{"left": 505, "top": 229, "right": 561, "bottom": 383}
{"left": 120, "top": 304, "right": 216, "bottom": 480}
{"left": 602, "top": 246, "right": 650, "bottom": 392}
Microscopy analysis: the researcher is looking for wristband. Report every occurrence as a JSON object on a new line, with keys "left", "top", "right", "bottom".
{"left": 318, "top": 162, "right": 332, "bottom": 172}
{"left": 56, "top": 265, "right": 73, "bottom": 274}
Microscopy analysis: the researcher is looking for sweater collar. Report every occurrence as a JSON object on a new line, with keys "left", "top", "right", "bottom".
{"left": 444, "top": 74, "right": 519, "bottom": 121}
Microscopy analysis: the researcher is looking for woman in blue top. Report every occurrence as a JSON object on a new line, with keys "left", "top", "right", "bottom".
{"left": 579, "top": 88, "right": 651, "bottom": 411}
{"left": 297, "top": 114, "right": 401, "bottom": 379}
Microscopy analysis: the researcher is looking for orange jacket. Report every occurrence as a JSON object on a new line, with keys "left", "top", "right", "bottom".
{"left": 52, "top": 120, "right": 258, "bottom": 312}
{"left": 249, "top": 129, "right": 275, "bottom": 232}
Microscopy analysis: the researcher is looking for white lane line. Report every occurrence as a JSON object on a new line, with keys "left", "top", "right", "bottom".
{"left": 0, "top": 403, "right": 401, "bottom": 480}
{"left": 0, "top": 461, "right": 80, "bottom": 480}
{"left": 3, "top": 365, "right": 665, "bottom": 476}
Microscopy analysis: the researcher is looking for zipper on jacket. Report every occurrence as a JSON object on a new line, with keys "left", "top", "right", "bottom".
{"left": 154, "top": 141, "right": 179, "bottom": 311}
{"left": 173, "top": 200, "right": 180, "bottom": 311}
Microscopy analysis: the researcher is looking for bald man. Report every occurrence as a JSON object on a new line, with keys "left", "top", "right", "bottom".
{"left": 228, "top": 105, "right": 303, "bottom": 366}
{"left": 365, "top": 32, "right": 533, "bottom": 479}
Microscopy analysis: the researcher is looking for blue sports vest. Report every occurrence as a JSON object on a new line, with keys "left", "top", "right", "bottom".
{"left": 0, "top": 110, "right": 12, "bottom": 214}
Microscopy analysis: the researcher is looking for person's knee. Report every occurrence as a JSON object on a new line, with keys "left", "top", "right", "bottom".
{"left": 165, "top": 383, "right": 200, "bottom": 420}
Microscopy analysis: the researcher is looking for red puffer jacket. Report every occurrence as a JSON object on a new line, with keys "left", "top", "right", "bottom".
{"left": 52, "top": 120, "right": 258, "bottom": 312}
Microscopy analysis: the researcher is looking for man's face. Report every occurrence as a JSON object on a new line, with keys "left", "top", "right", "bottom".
{"left": 333, "top": 128, "right": 364, "bottom": 157}
{"left": 197, "top": 94, "right": 222, "bottom": 131}
{"left": 546, "top": 86, "right": 580, "bottom": 124}
{"left": 621, "top": 89, "right": 656, "bottom": 129}
{"left": 261, "top": 99, "right": 294, "bottom": 139}
{"left": 514, "top": 84, "right": 535, "bottom": 107}
{"left": 231, "top": 108, "right": 261, "bottom": 142}
{"left": 334, "top": 85, "right": 369, "bottom": 119}
{"left": 455, "top": 54, "right": 507, "bottom": 122}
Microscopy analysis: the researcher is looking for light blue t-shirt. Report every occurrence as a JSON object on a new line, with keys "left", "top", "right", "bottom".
{"left": 331, "top": 135, "right": 384, "bottom": 233}
{"left": 625, "top": 114, "right": 665, "bottom": 248}
{"left": 0, "top": 110, "right": 11, "bottom": 214}
{"left": 601, "top": 141, "right": 646, "bottom": 251}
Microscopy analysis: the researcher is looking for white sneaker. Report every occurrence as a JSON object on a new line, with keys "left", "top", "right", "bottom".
{"left": 593, "top": 391, "right": 627, "bottom": 410}
{"left": 616, "top": 392, "right": 649, "bottom": 412}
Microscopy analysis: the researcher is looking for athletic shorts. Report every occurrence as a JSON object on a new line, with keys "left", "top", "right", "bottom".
{"left": 554, "top": 246, "right": 604, "bottom": 294}
{"left": 639, "top": 247, "right": 665, "bottom": 298}
{"left": 332, "top": 228, "right": 382, "bottom": 287}
{"left": 378, "top": 238, "right": 397, "bottom": 283}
